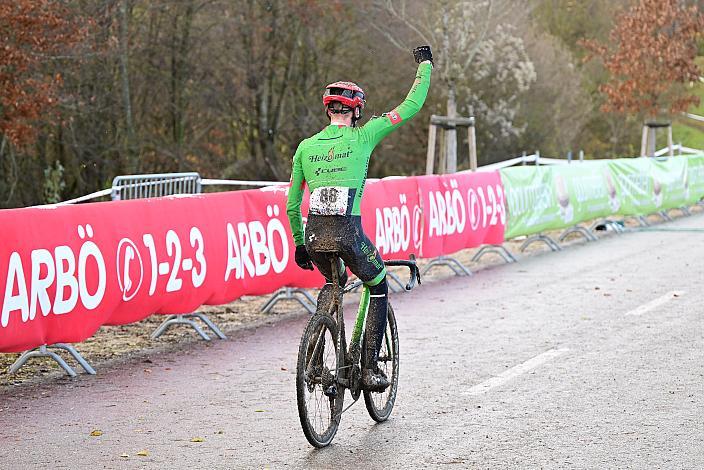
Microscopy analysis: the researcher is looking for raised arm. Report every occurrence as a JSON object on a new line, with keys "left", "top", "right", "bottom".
{"left": 286, "top": 146, "right": 306, "bottom": 246}
{"left": 362, "top": 46, "right": 433, "bottom": 147}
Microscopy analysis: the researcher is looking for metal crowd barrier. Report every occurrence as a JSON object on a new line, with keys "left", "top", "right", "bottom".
{"left": 111, "top": 172, "right": 201, "bottom": 200}
{"left": 11, "top": 146, "right": 702, "bottom": 376}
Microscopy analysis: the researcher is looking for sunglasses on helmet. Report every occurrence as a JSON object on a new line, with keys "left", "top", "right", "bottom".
{"left": 324, "top": 88, "right": 365, "bottom": 100}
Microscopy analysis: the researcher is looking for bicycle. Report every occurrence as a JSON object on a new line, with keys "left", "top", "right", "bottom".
{"left": 296, "top": 252, "right": 421, "bottom": 448}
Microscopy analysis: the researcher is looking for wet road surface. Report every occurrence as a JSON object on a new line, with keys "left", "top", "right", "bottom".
{"left": 1, "top": 214, "right": 703, "bottom": 468}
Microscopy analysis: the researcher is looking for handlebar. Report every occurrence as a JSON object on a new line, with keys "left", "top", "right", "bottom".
{"left": 342, "top": 255, "right": 422, "bottom": 293}
{"left": 383, "top": 254, "right": 422, "bottom": 291}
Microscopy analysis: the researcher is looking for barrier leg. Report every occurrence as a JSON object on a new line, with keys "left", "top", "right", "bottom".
{"left": 261, "top": 287, "right": 317, "bottom": 314}
{"left": 558, "top": 226, "right": 598, "bottom": 243}
{"left": 53, "top": 343, "right": 96, "bottom": 374}
{"left": 386, "top": 271, "right": 406, "bottom": 293}
{"left": 636, "top": 215, "right": 649, "bottom": 227}
{"left": 260, "top": 289, "right": 285, "bottom": 312}
{"left": 293, "top": 288, "right": 318, "bottom": 308}
{"left": 612, "top": 221, "right": 626, "bottom": 233}
{"left": 190, "top": 313, "right": 227, "bottom": 340}
{"left": 670, "top": 206, "right": 691, "bottom": 217}
{"left": 657, "top": 210, "right": 672, "bottom": 222}
{"left": 471, "top": 245, "right": 517, "bottom": 264}
{"left": 519, "top": 234, "right": 562, "bottom": 252}
{"left": 7, "top": 344, "right": 94, "bottom": 378}
{"left": 151, "top": 313, "right": 226, "bottom": 341}
{"left": 421, "top": 256, "right": 473, "bottom": 276}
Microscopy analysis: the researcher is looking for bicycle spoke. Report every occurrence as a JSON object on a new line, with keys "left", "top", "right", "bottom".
{"left": 297, "top": 313, "right": 343, "bottom": 446}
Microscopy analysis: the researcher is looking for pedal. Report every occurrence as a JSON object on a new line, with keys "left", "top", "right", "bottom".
{"left": 324, "top": 385, "right": 338, "bottom": 398}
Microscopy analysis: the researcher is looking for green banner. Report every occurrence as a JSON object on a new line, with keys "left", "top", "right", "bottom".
{"left": 502, "top": 162, "right": 615, "bottom": 238}
{"left": 607, "top": 157, "right": 689, "bottom": 215}
{"left": 501, "top": 154, "right": 704, "bottom": 239}
{"left": 686, "top": 155, "right": 704, "bottom": 205}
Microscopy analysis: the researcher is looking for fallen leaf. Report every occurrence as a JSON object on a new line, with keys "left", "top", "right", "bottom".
{"left": 255, "top": 410, "right": 265, "bottom": 413}
{"left": 90, "top": 430, "right": 103, "bottom": 437}
{"left": 120, "top": 453, "right": 129, "bottom": 458}
{"left": 190, "top": 437, "right": 205, "bottom": 442}
{"left": 215, "top": 430, "right": 224, "bottom": 435}
{"left": 136, "top": 450, "right": 149, "bottom": 457}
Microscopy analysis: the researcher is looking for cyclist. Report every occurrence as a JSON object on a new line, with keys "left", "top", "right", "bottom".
{"left": 287, "top": 46, "right": 433, "bottom": 391}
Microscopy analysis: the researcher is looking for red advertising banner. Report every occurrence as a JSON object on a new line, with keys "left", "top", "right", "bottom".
{"left": 0, "top": 188, "right": 323, "bottom": 352}
{"left": 361, "top": 178, "right": 423, "bottom": 259}
{"left": 416, "top": 172, "right": 506, "bottom": 257}
{"left": 0, "top": 171, "right": 505, "bottom": 353}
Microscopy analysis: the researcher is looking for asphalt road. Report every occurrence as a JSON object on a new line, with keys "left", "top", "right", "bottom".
{"left": 1, "top": 213, "right": 703, "bottom": 469}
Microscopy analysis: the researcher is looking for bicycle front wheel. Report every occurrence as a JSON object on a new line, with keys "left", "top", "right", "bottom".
{"left": 364, "top": 303, "right": 399, "bottom": 422}
{"left": 296, "top": 314, "right": 344, "bottom": 447}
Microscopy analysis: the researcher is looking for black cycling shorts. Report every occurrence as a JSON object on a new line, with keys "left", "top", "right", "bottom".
{"left": 304, "top": 215, "right": 386, "bottom": 286}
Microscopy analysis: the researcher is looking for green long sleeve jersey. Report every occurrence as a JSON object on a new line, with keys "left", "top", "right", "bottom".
{"left": 286, "top": 62, "right": 432, "bottom": 246}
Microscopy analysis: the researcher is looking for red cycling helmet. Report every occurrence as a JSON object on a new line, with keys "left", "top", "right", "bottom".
{"left": 323, "top": 81, "right": 366, "bottom": 123}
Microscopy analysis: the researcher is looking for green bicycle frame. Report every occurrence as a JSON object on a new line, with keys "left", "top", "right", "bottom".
{"left": 349, "top": 285, "right": 392, "bottom": 354}
{"left": 350, "top": 286, "right": 370, "bottom": 345}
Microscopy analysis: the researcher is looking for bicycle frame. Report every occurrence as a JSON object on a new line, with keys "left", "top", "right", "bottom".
{"left": 298, "top": 253, "right": 421, "bottom": 445}
{"left": 324, "top": 255, "right": 421, "bottom": 390}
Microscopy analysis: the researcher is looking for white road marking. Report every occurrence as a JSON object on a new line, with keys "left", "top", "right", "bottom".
{"left": 466, "top": 348, "right": 569, "bottom": 395}
{"left": 624, "top": 291, "right": 685, "bottom": 317}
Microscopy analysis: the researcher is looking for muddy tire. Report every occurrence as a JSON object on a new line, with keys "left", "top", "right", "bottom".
{"left": 296, "top": 314, "right": 344, "bottom": 447}
{"left": 363, "top": 304, "right": 399, "bottom": 422}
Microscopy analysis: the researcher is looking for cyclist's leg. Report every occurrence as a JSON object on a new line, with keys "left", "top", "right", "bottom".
{"left": 365, "top": 278, "right": 388, "bottom": 368}
{"left": 339, "top": 218, "right": 388, "bottom": 375}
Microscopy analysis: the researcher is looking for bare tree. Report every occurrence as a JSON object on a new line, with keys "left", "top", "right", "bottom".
{"left": 370, "top": 0, "right": 533, "bottom": 171}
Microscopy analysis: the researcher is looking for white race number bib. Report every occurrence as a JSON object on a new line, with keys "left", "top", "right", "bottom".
{"left": 309, "top": 186, "right": 351, "bottom": 216}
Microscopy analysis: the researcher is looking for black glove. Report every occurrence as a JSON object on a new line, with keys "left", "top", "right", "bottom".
{"left": 295, "top": 245, "right": 314, "bottom": 271}
{"left": 413, "top": 45, "right": 433, "bottom": 66}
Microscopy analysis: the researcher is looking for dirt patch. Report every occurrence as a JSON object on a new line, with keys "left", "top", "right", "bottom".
{"left": 1, "top": 207, "right": 699, "bottom": 390}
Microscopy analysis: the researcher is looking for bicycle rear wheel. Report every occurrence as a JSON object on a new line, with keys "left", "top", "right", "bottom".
{"left": 363, "top": 303, "right": 399, "bottom": 422}
{"left": 296, "top": 314, "right": 344, "bottom": 447}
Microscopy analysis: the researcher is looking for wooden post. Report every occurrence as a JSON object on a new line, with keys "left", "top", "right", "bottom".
{"left": 640, "top": 124, "right": 648, "bottom": 157}
{"left": 438, "top": 128, "right": 446, "bottom": 174}
{"left": 647, "top": 126, "right": 656, "bottom": 157}
{"left": 468, "top": 117, "right": 477, "bottom": 171}
{"left": 428, "top": 115, "right": 475, "bottom": 173}
{"left": 425, "top": 123, "right": 437, "bottom": 175}
{"left": 667, "top": 124, "right": 673, "bottom": 157}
